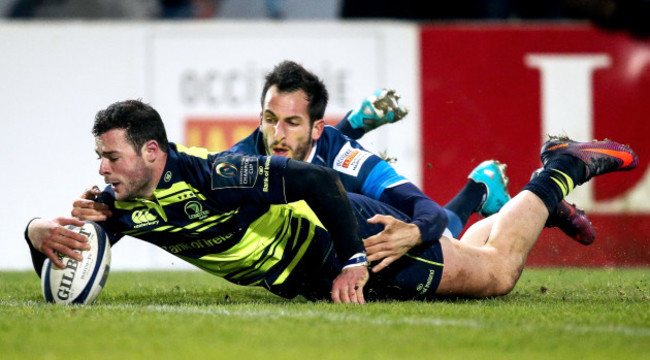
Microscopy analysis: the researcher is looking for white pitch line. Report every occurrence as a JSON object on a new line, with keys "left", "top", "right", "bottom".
{"left": 3, "top": 300, "right": 650, "bottom": 337}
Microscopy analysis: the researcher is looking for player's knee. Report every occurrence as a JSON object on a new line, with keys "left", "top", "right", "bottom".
{"left": 490, "top": 275, "right": 517, "bottom": 296}
{"left": 478, "top": 266, "right": 520, "bottom": 297}
{"left": 492, "top": 267, "right": 524, "bottom": 296}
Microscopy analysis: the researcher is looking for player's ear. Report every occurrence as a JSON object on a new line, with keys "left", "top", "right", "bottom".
{"left": 142, "top": 140, "right": 160, "bottom": 163}
{"left": 311, "top": 119, "right": 325, "bottom": 140}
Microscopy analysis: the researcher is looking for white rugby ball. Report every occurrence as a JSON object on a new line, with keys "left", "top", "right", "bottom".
{"left": 41, "top": 221, "right": 111, "bottom": 305}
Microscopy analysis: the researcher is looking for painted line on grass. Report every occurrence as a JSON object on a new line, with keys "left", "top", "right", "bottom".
{"left": 116, "top": 303, "right": 483, "bottom": 328}
{"left": 3, "top": 299, "right": 649, "bottom": 338}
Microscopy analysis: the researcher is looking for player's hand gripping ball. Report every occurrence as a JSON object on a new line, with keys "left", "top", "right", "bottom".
{"left": 41, "top": 221, "right": 111, "bottom": 305}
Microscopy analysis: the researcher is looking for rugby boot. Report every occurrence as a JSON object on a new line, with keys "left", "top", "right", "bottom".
{"left": 530, "top": 168, "right": 595, "bottom": 245}
{"left": 540, "top": 135, "right": 638, "bottom": 185}
{"left": 348, "top": 89, "right": 409, "bottom": 132}
{"left": 468, "top": 160, "right": 511, "bottom": 217}
{"left": 548, "top": 199, "right": 595, "bottom": 245}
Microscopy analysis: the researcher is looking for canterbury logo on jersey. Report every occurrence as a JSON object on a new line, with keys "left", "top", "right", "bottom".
{"left": 132, "top": 209, "right": 160, "bottom": 228}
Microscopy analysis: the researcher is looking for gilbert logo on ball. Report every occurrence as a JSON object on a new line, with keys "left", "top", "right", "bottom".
{"left": 41, "top": 221, "right": 111, "bottom": 305}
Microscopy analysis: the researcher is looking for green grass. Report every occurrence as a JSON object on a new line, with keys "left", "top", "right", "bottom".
{"left": 1, "top": 268, "right": 649, "bottom": 359}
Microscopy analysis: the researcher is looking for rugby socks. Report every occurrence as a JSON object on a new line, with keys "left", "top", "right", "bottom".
{"left": 444, "top": 179, "right": 486, "bottom": 226}
{"left": 523, "top": 155, "right": 586, "bottom": 214}
{"left": 443, "top": 208, "right": 464, "bottom": 238}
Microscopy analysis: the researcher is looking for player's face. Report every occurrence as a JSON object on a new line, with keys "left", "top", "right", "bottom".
{"left": 95, "top": 129, "right": 156, "bottom": 201}
{"left": 260, "top": 86, "right": 323, "bottom": 162}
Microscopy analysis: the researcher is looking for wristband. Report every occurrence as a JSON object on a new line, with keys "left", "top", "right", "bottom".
{"left": 342, "top": 252, "right": 368, "bottom": 270}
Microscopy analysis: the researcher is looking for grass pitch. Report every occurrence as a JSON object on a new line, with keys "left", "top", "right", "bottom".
{"left": 1, "top": 268, "right": 649, "bottom": 360}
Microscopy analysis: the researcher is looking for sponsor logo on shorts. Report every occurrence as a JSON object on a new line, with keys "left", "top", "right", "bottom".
{"left": 416, "top": 269, "right": 436, "bottom": 295}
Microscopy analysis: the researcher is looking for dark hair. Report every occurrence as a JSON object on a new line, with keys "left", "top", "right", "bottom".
{"left": 261, "top": 60, "right": 329, "bottom": 124}
{"left": 93, "top": 100, "right": 169, "bottom": 154}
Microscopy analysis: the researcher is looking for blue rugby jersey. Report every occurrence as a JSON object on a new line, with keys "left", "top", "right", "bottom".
{"left": 229, "top": 126, "right": 448, "bottom": 243}
{"left": 95, "top": 143, "right": 361, "bottom": 297}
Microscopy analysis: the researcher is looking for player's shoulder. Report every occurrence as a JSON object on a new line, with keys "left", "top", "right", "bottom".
{"left": 321, "top": 125, "right": 348, "bottom": 140}
{"left": 171, "top": 142, "right": 215, "bottom": 160}
{"left": 319, "top": 125, "right": 365, "bottom": 150}
{"left": 229, "top": 128, "right": 263, "bottom": 155}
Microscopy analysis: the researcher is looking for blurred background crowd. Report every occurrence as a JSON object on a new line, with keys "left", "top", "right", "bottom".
{"left": 0, "top": 0, "right": 648, "bottom": 36}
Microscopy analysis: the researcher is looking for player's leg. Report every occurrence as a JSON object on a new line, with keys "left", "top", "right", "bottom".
{"left": 436, "top": 190, "right": 548, "bottom": 297}
{"left": 457, "top": 214, "right": 495, "bottom": 246}
{"left": 437, "top": 136, "right": 638, "bottom": 298}
{"left": 459, "top": 165, "right": 596, "bottom": 247}
{"left": 530, "top": 168, "right": 595, "bottom": 245}
{"left": 444, "top": 160, "right": 511, "bottom": 237}
{"left": 336, "top": 89, "right": 408, "bottom": 140}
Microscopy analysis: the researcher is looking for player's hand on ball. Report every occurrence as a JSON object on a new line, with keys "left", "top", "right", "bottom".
{"left": 71, "top": 185, "right": 112, "bottom": 221}
{"left": 27, "top": 217, "right": 90, "bottom": 269}
{"left": 331, "top": 266, "right": 369, "bottom": 305}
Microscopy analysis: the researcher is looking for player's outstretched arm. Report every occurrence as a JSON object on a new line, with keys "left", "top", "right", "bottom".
{"left": 71, "top": 186, "right": 112, "bottom": 221}
{"left": 283, "top": 160, "right": 369, "bottom": 304}
{"left": 25, "top": 217, "right": 89, "bottom": 270}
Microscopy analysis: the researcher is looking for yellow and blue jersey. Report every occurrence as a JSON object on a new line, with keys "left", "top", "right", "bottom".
{"left": 96, "top": 143, "right": 341, "bottom": 297}
{"left": 25, "top": 141, "right": 446, "bottom": 300}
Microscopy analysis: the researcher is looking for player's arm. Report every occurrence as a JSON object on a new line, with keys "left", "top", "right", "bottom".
{"left": 71, "top": 185, "right": 112, "bottom": 221}
{"left": 378, "top": 182, "right": 449, "bottom": 244}
{"left": 344, "top": 151, "right": 447, "bottom": 272}
{"left": 209, "top": 154, "right": 368, "bottom": 304}
{"left": 30, "top": 184, "right": 120, "bottom": 274}
{"left": 283, "top": 159, "right": 369, "bottom": 304}
{"left": 24, "top": 217, "right": 89, "bottom": 273}
{"left": 25, "top": 216, "right": 122, "bottom": 275}
{"left": 335, "top": 89, "right": 408, "bottom": 140}
{"left": 364, "top": 182, "right": 449, "bottom": 272}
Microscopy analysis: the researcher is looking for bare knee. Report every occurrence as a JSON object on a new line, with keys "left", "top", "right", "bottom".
{"left": 482, "top": 271, "right": 519, "bottom": 297}
{"left": 470, "top": 259, "right": 524, "bottom": 298}
{"left": 478, "top": 251, "right": 527, "bottom": 297}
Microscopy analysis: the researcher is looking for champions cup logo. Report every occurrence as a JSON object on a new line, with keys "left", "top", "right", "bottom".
{"left": 132, "top": 209, "right": 159, "bottom": 228}
{"left": 216, "top": 162, "right": 237, "bottom": 177}
{"left": 185, "top": 201, "right": 210, "bottom": 220}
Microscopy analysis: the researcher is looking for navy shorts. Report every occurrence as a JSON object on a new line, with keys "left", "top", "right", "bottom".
{"left": 348, "top": 193, "right": 445, "bottom": 301}
{"left": 285, "top": 192, "right": 445, "bottom": 301}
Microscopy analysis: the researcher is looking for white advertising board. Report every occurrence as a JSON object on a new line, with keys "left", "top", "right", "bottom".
{"left": 0, "top": 21, "right": 419, "bottom": 270}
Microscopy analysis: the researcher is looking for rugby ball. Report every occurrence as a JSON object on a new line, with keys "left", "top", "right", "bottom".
{"left": 41, "top": 221, "right": 111, "bottom": 305}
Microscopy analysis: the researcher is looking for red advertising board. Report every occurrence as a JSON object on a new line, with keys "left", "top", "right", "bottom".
{"left": 420, "top": 23, "right": 650, "bottom": 266}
